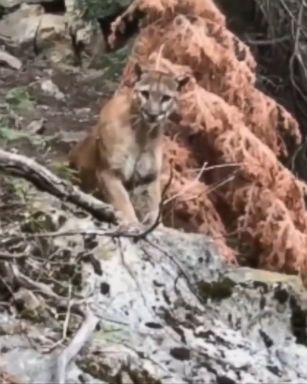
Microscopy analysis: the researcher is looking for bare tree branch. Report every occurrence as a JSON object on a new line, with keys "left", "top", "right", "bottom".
{"left": 51, "top": 307, "right": 99, "bottom": 384}
{"left": 0, "top": 149, "right": 117, "bottom": 223}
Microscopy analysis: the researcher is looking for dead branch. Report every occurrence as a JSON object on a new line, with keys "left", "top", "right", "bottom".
{"left": 51, "top": 307, "right": 99, "bottom": 384}
{"left": 0, "top": 50, "right": 22, "bottom": 70}
{"left": 43, "top": 284, "right": 73, "bottom": 354}
{"left": 0, "top": 149, "right": 117, "bottom": 223}
{"left": 0, "top": 166, "right": 175, "bottom": 243}
{"left": 163, "top": 161, "right": 207, "bottom": 206}
{"left": 0, "top": 252, "right": 26, "bottom": 261}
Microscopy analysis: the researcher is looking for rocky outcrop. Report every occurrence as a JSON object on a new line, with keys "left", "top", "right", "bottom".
{"left": 0, "top": 0, "right": 106, "bottom": 66}
{"left": 0, "top": 165, "right": 306, "bottom": 383}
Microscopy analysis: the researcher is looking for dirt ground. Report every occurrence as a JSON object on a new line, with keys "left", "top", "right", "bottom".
{"left": 0, "top": 54, "right": 123, "bottom": 226}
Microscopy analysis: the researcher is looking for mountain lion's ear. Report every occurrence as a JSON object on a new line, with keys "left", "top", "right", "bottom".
{"left": 176, "top": 74, "right": 191, "bottom": 91}
{"left": 134, "top": 63, "right": 144, "bottom": 81}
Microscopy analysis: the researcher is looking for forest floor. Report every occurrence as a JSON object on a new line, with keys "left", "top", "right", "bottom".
{"left": 0, "top": 52, "right": 127, "bottom": 227}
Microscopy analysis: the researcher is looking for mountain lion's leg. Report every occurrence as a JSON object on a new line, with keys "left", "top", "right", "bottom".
{"left": 96, "top": 169, "right": 139, "bottom": 224}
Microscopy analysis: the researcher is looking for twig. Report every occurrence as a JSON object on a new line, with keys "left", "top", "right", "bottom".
{"left": 0, "top": 252, "right": 27, "bottom": 260}
{"left": 245, "top": 35, "right": 290, "bottom": 46}
{"left": 207, "top": 173, "right": 237, "bottom": 194}
{"left": 290, "top": 138, "right": 307, "bottom": 172}
{"left": 0, "top": 168, "right": 174, "bottom": 242}
{"left": 0, "top": 221, "right": 166, "bottom": 242}
{"left": 0, "top": 149, "right": 117, "bottom": 223}
{"left": 164, "top": 162, "right": 239, "bottom": 206}
{"left": 0, "top": 158, "right": 174, "bottom": 243}
{"left": 43, "top": 284, "right": 73, "bottom": 353}
{"left": 185, "top": 162, "right": 241, "bottom": 174}
{"left": 143, "top": 237, "right": 204, "bottom": 304}
{"left": 52, "top": 307, "right": 99, "bottom": 384}
{"left": 289, "top": 0, "right": 307, "bottom": 103}
{"left": 163, "top": 161, "right": 208, "bottom": 205}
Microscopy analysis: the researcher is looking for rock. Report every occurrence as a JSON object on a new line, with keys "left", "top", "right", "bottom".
{"left": 64, "top": 0, "right": 107, "bottom": 68}
{"left": 0, "top": 189, "right": 307, "bottom": 383}
{"left": 0, "top": 4, "right": 44, "bottom": 46}
{"left": 40, "top": 79, "right": 65, "bottom": 100}
{"left": 0, "top": 4, "right": 74, "bottom": 63}
{"left": 0, "top": 0, "right": 55, "bottom": 7}
{"left": 26, "top": 118, "right": 46, "bottom": 134}
{"left": 75, "top": 23, "right": 107, "bottom": 68}
{"left": 57, "top": 130, "right": 86, "bottom": 145}
{"left": 36, "top": 13, "right": 74, "bottom": 64}
{"left": 0, "top": 2, "right": 106, "bottom": 66}
{"left": 0, "top": 0, "right": 21, "bottom": 7}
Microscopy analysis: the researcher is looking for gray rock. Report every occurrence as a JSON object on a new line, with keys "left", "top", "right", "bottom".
{"left": 40, "top": 79, "right": 65, "bottom": 100}
{"left": 0, "top": 1, "right": 106, "bottom": 66}
{"left": 0, "top": 0, "right": 23, "bottom": 7}
{"left": 0, "top": 0, "right": 55, "bottom": 7}
{"left": 0, "top": 4, "right": 75, "bottom": 63}
{"left": 0, "top": 4, "right": 44, "bottom": 46}
{"left": 0, "top": 192, "right": 307, "bottom": 383}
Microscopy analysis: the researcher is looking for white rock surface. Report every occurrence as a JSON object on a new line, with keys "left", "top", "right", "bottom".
{"left": 0, "top": 193, "right": 307, "bottom": 383}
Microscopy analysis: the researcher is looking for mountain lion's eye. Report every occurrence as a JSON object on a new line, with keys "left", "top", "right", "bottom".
{"left": 161, "top": 95, "right": 171, "bottom": 103}
{"left": 140, "top": 90, "right": 149, "bottom": 99}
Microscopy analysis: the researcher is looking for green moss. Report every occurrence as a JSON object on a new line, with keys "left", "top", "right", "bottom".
{"left": 5, "top": 86, "right": 34, "bottom": 111}
{"left": 51, "top": 161, "right": 80, "bottom": 183}
{"left": 21, "top": 210, "right": 57, "bottom": 233}
{"left": 198, "top": 277, "right": 235, "bottom": 301}
{"left": 76, "top": 0, "right": 133, "bottom": 21}
{"left": 78, "top": 357, "right": 114, "bottom": 382}
{"left": 120, "top": 368, "right": 162, "bottom": 384}
{"left": 79, "top": 356, "right": 163, "bottom": 384}
{"left": 100, "top": 40, "right": 135, "bottom": 82}
{"left": 19, "top": 305, "right": 49, "bottom": 324}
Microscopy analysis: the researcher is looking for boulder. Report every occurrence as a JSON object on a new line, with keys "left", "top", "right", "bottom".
{"left": 0, "top": 0, "right": 55, "bottom": 7}
{"left": 0, "top": 1, "right": 106, "bottom": 66}
{"left": 0, "top": 185, "right": 306, "bottom": 383}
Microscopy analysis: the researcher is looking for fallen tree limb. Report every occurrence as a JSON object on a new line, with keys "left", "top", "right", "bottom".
{"left": 52, "top": 307, "right": 99, "bottom": 384}
{"left": 0, "top": 252, "right": 27, "bottom": 260}
{"left": 0, "top": 50, "right": 22, "bottom": 70}
{"left": 0, "top": 149, "right": 117, "bottom": 223}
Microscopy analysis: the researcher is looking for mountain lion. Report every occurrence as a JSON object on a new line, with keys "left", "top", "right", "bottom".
{"left": 69, "top": 63, "right": 190, "bottom": 225}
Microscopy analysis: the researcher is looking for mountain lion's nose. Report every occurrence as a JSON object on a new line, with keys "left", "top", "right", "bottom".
{"left": 144, "top": 111, "right": 158, "bottom": 122}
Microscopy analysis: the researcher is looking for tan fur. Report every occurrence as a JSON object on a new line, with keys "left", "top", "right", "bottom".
{"left": 69, "top": 64, "right": 189, "bottom": 225}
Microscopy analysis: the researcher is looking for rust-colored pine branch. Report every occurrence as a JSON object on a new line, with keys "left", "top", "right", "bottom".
{"left": 110, "top": 0, "right": 307, "bottom": 274}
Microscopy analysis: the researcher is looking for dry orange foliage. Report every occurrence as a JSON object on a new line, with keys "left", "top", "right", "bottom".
{"left": 109, "top": 0, "right": 307, "bottom": 274}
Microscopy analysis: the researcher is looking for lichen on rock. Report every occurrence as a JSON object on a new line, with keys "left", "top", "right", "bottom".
{"left": 0, "top": 189, "right": 307, "bottom": 383}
